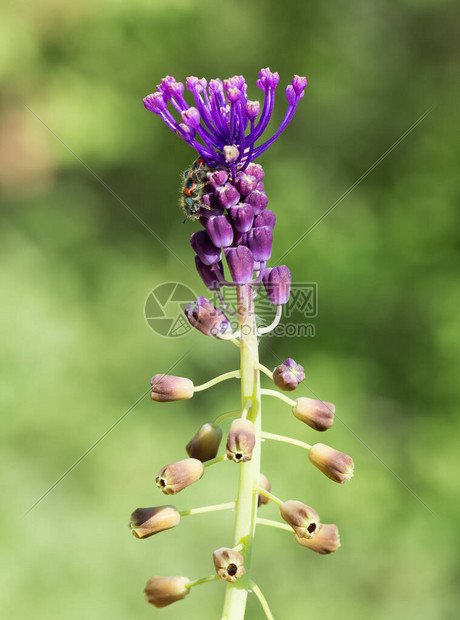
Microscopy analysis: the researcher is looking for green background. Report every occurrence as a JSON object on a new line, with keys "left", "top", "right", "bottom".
{"left": 1, "top": 0, "right": 459, "bottom": 618}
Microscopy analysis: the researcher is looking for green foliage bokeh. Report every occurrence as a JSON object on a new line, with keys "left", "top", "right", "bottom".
{"left": 1, "top": 1, "right": 459, "bottom": 618}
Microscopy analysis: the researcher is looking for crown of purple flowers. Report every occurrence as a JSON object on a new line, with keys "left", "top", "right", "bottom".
{"left": 143, "top": 68, "right": 307, "bottom": 172}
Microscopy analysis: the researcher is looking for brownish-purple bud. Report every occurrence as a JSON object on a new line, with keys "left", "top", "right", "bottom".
{"left": 295, "top": 523, "right": 340, "bottom": 554}
{"left": 292, "top": 397, "right": 335, "bottom": 431}
{"left": 129, "top": 506, "right": 180, "bottom": 539}
{"left": 226, "top": 418, "right": 256, "bottom": 463}
{"left": 309, "top": 443, "right": 354, "bottom": 483}
{"left": 186, "top": 423, "right": 223, "bottom": 462}
{"left": 257, "top": 473, "right": 271, "bottom": 507}
{"left": 156, "top": 458, "right": 204, "bottom": 494}
{"left": 144, "top": 576, "right": 190, "bottom": 608}
{"left": 273, "top": 358, "right": 305, "bottom": 391}
{"left": 280, "top": 500, "right": 321, "bottom": 539}
{"left": 212, "top": 547, "right": 246, "bottom": 583}
{"left": 151, "top": 374, "right": 194, "bottom": 402}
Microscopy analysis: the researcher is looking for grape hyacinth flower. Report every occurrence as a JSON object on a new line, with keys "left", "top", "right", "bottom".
{"left": 129, "top": 68, "right": 355, "bottom": 620}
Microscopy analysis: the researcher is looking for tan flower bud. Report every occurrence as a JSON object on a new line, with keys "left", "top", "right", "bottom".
{"left": 280, "top": 500, "right": 321, "bottom": 539}
{"left": 156, "top": 458, "right": 204, "bottom": 495}
{"left": 309, "top": 443, "right": 354, "bottom": 483}
{"left": 151, "top": 374, "right": 194, "bottom": 402}
{"left": 129, "top": 506, "right": 180, "bottom": 539}
{"left": 292, "top": 397, "right": 335, "bottom": 431}
{"left": 212, "top": 547, "right": 246, "bottom": 583}
{"left": 144, "top": 576, "right": 190, "bottom": 608}
{"left": 294, "top": 523, "right": 340, "bottom": 554}
{"left": 257, "top": 473, "right": 271, "bottom": 507}
{"left": 186, "top": 423, "right": 223, "bottom": 462}
{"left": 226, "top": 418, "right": 256, "bottom": 463}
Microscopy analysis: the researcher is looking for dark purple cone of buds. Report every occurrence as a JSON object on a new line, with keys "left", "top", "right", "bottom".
{"left": 143, "top": 68, "right": 307, "bottom": 292}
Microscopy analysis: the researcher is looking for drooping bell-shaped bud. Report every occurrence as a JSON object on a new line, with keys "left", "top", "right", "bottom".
{"left": 144, "top": 576, "right": 190, "bottom": 608}
{"left": 184, "top": 296, "right": 232, "bottom": 338}
{"left": 245, "top": 163, "right": 264, "bottom": 182}
{"left": 151, "top": 374, "right": 194, "bottom": 402}
{"left": 129, "top": 506, "right": 180, "bottom": 539}
{"left": 295, "top": 523, "right": 340, "bottom": 554}
{"left": 186, "top": 423, "right": 223, "bottom": 462}
{"left": 245, "top": 190, "right": 268, "bottom": 215}
{"left": 235, "top": 172, "right": 258, "bottom": 196}
{"left": 206, "top": 215, "right": 234, "bottom": 248}
{"left": 226, "top": 418, "right": 256, "bottom": 463}
{"left": 195, "top": 257, "right": 223, "bottom": 290}
{"left": 247, "top": 226, "right": 273, "bottom": 262}
{"left": 273, "top": 358, "right": 305, "bottom": 391}
{"left": 156, "top": 458, "right": 204, "bottom": 495}
{"left": 254, "top": 209, "right": 276, "bottom": 230}
{"left": 216, "top": 183, "right": 240, "bottom": 208}
{"left": 280, "top": 500, "right": 321, "bottom": 539}
{"left": 257, "top": 473, "right": 271, "bottom": 507}
{"left": 292, "top": 397, "right": 335, "bottom": 431}
{"left": 226, "top": 246, "right": 255, "bottom": 284}
{"left": 190, "top": 230, "right": 222, "bottom": 265}
{"left": 213, "top": 547, "right": 246, "bottom": 583}
{"left": 229, "top": 203, "right": 254, "bottom": 233}
{"left": 309, "top": 443, "right": 354, "bottom": 483}
{"left": 263, "top": 266, "right": 291, "bottom": 305}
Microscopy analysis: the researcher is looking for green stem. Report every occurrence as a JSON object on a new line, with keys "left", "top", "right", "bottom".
{"left": 203, "top": 454, "right": 227, "bottom": 468}
{"left": 179, "top": 502, "right": 235, "bottom": 517}
{"left": 250, "top": 580, "right": 275, "bottom": 620}
{"left": 186, "top": 574, "right": 220, "bottom": 589}
{"left": 221, "top": 285, "right": 261, "bottom": 620}
{"left": 256, "top": 363, "right": 274, "bottom": 380}
{"left": 194, "top": 370, "right": 241, "bottom": 393}
{"left": 256, "top": 517, "right": 292, "bottom": 533}
{"left": 260, "top": 388, "right": 296, "bottom": 407}
{"left": 212, "top": 410, "right": 241, "bottom": 427}
{"left": 261, "top": 431, "right": 311, "bottom": 451}
{"left": 255, "top": 487, "right": 284, "bottom": 506}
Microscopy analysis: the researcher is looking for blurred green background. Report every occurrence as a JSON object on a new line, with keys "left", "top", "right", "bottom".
{"left": 1, "top": 0, "right": 459, "bottom": 618}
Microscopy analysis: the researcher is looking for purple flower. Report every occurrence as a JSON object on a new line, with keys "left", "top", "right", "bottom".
{"left": 247, "top": 227, "right": 273, "bottom": 262}
{"left": 206, "top": 216, "right": 234, "bottom": 248}
{"left": 143, "top": 68, "right": 307, "bottom": 172}
{"left": 263, "top": 265, "right": 291, "bottom": 305}
{"left": 273, "top": 358, "right": 305, "bottom": 391}
{"left": 184, "top": 296, "right": 232, "bottom": 337}
{"left": 226, "top": 246, "right": 254, "bottom": 284}
{"left": 190, "top": 230, "right": 221, "bottom": 265}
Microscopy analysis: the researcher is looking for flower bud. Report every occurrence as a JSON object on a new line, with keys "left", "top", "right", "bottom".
{"left": 257, "top": 473, "right": 271, "bottom": 507}
{"left": 254, "top": 209, "right": 276, "bottom": 230}
{"left": 245, "top": 163, "right": 264, "bottom": 181}
{"left": 190, "top": 230, "right": 222, "bottom": 265}
{"left": 247, "top": 226, "right": 273, "bottom": 262}
{"left": 229, "top": 203, "right": 254, "bottom": 233}
{"left": 151, "top": 374, "right": 194, "bottom": 402}
{"left": 285, "top": 84, "right": 297, "bottom": 105}
{"left": 245, "top": 100, "right": 260, "bottom": 121}
{"left": 273, "top": 358, "right": 305, "bottom": 391}
{"left": 262, "top": 265, "right": 291, "bottom": 305}
{"left": 184, "top": 296, "right": 231, "bottom": 338}
{"left": 292, "top": 397, "right": 334, "bottom": 431}
{"left": 144, "top": 576, "right": 190, "bottom": 608}
{"left": 156, "top": 458, "right": 204, "bottom": 494}
{"left": 207, "top": 169, "right": 229, "bottom": 189}
{"left": 181, "top": 107, "right": 201, "bottom": 129}
{"left": 226, "top": 246, "right": 254, "bottom": 284}
{"left": 143, "top": 92, "right": 167, "bottom": 113}
{"left": 235, "top": 172, "right": 258, "bottom": 196}
{"left": 213, "top": 547, "right": 246, "bottom": 583}
{"left": 226, "top": 418, "right": 256, "bottom": 462}
{"left": 292, "top": 75, "right": 307, "bottom": 96}
{"left": 195, "top": 257, "right": 223, "bottom": 290}
{"left": 280, "top": 500, "right": 321, "bottom": 539}
{"left": 129, "top": 506, "right": 180, "bottom": 539}
{"left": 216, "top": 182, "right": 240, "bottom": 207}
{"left": 186, "top": 423, "right": 223, "bottom": 462}
{"left": 206, "top": 215, "right": 234, "bottom": 248}
{"left": 223, "top": 146, "right": 240, "bottom": 164}
{"left": 294, "top": 523, "right": 340, "bottom": 554}
{"left": 309, "top": 443, "right": 354, "bottom": 483}
{"left": 245, "top": 189, "right": 268, "bottom": 215}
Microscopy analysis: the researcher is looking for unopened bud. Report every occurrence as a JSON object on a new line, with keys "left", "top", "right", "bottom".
{"left": 309, "top": 443, "right": 354, "bottom": 483}
{"left": 273, "top": 358, "right": 305, "bottom": 391}
{"left": 144, "top": 576, "right": 190, "bottom": 608}
{"left": 226, "top": 418, "right": 256, "bottom": 463}
{"left": 294, "top": 523, "right": 340, "bottom": 554}
{"left": 186, "top": 423, "right": 223, "bottom": 462}
{"left": 257, "top": 473, "right": 271, "bottom": 507}
{"left": 280, "top": 500, "right": 321, "bottom": 539}
{"left": 151, "top": 374, "right": 194, "bottom": 402}
{"left": 213, "top": 547, "right": 246, "bottom": 583}
{"left": 184, "top": 296, "right": 232, "bottom": 338}
{"left": 156, "top": 458, "right": 204, "bottom": 495}
{"left": 223, "top": 145, "right": 240, "bottom": 163}
{"left": 262, "top": 265, "right": 291, "bottom": 304}
{"left": 292, "top": 397, "right": 334, "bottom": 431}
{"left": 129, "top": 506, "right": 180, "bottom": 539}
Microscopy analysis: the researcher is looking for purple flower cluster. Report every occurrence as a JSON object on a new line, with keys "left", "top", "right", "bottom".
{"left": 143, "top": 68, "right": 307, "bottom": 173}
